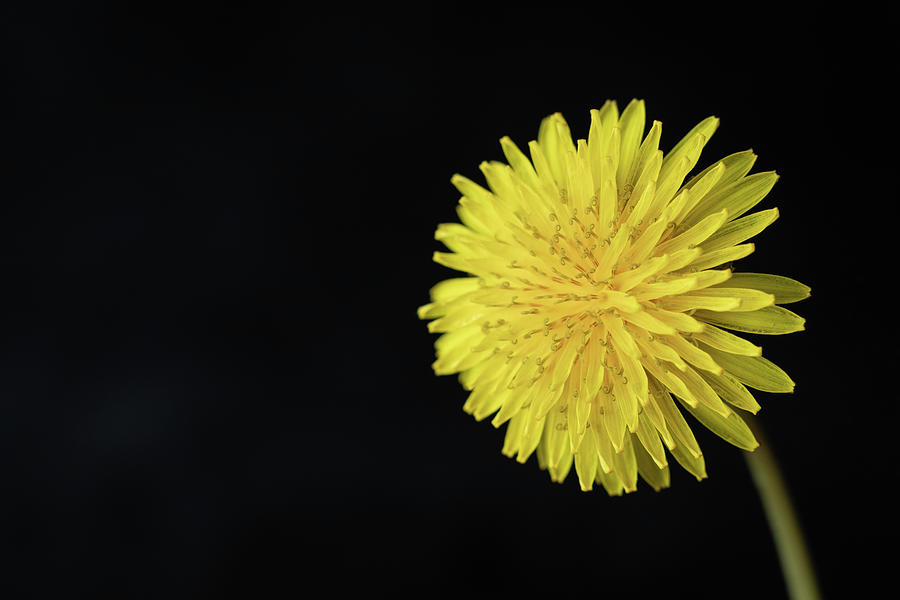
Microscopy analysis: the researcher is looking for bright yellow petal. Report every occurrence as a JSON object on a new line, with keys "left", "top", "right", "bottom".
{"left": 537, "top": 112, "right": 576, "bottom": 187}
{"left": 700, "top": 344, "right": 796, "bottom": 393}
{"left": 669, "top": 439, "right": 707, "bottom": 481}
{"left": 694, "top": 305, "right": 805, "bottom": 335}
{"left": 612, "top": 435, "right": 638, "bottom": 493}
{"left": 683, "top": 287, "right": 775, "bottom": 312}
{"left": 699, "top": 369, "right": 761, "bottom": 414}
{"left": 677, "top": 397, "right": 759, "bottom": 451}
{"left": 656, "top": 115, "right": 718, "bottom": 205}
{"left": 615, "top": 99, "right": 646, "bottom": 191}
{"left": 692, "top": 323, "right": 763, "bottom": 356}
{"left": 684, "top": 149, "right": 757, "bottom": 198}
{"left": 701, "top": 207, "right": 779, "bottom": 253}
{"left": 634, "top": 412, "right": 668, "bottom": 469}
{"left": 687, "top": 243, "right": 755, "bottom": 272}
{"left": 574, "top": 427, "right": 599, "bottom": 491}
{"left": 634, "top": 437, "right": 671, "bottom": 491}
{"left": 683, "top": 171, "right": 778, "bottom": 230}
{"left": 648, "top": 379, "right": 701, "bottom": 459}
{"left": 719, "top": 272, "right": 811, "bottom": 304}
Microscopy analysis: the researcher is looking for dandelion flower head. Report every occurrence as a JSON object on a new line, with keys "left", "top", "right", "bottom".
{"left": 418, "top": 100, "right": 809, "bottom": 495}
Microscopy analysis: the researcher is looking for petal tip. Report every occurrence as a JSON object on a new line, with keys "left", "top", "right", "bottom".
{"left": 417, "top": 303, "right": 432, "bottom": 319}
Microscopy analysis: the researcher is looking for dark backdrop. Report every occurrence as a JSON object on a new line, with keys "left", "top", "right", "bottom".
{"left": 1, "top": 5, "right": 892, "bottom": 598}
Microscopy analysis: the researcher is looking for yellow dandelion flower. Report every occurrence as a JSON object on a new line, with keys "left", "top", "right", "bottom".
{"left": 418, "top": 100, "right": 809, "bottom": 495}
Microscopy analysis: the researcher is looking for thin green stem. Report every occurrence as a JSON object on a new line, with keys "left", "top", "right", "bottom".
{"left": 744, "top": 417, "right": 822, "bottom": 600}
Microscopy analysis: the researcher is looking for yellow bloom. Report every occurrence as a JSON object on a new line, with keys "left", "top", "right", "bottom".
{"left": 418, "top": 100, "right": 809, "bottom": 495}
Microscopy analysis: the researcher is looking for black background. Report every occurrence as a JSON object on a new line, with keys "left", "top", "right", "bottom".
{"left": 1, "top": 5, "right": 893, "bottom": 598}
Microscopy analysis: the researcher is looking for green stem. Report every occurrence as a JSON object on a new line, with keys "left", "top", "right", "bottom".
{"left": 744, "top": 417, "right": 822, "bottom": 600}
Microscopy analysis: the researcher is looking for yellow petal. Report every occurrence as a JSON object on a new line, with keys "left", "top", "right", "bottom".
{"left": 690, "top": 269, "right": 733, "bottom": 290}
{"left": 609, "top": 356, "right": 639, "bottom": 433}
{"left": 662, "top": 116, "right": 719, "bottom": 174}
{"left": 676, "top": 396, "right": 759, "bottom": 451}
{"left": 434, "top": 222, "right": 492, "bottom": 254}
{"left": 693, "top": 305, "right": 805, "bottom": 335}
{"left": 669, "top": 439, "right": 707, "bottom": 481}
{"left": 683, "top": 171, "right": 779, "bottom": 230}
{"left": 589, "top": 399, "right": 616, "bottom": 474}
{"left": 492, "top": 377, "right": 539, "bottom": 428}
{"left": 629, "top": 120, "right": 662, "bottom": 190}
{"left": 595, "top": 468, "right": 625, "bottom": 496}
{"left": 515, "top": 402, "right": 547, "bottom": 464}
{"left": 621, "top": 309, "right": 678, "bottom": 335}
{"left": 643, "top": 308, "right": 705, "bottom": 333}
{"left": 626, "top": 150, "right": 663, "bottom": 222}
{"left": 673, "top": 162, "right": 725, "bottom": 226}
{"left": 700, "top": 344, "right": 796, "bottom": 393}
{"left": 692, "top": 324, "right": 763, "bottom": 356}
{"left": 699, "top": 369, "right": 761, "bottom": 414}
{"left": 636, "top": 335, "right": 687, "bottom": 372}
{"left": 701, "top": 208, "right": 779, "bottom": 253}
{"left": 634, "top": 413, "right": 668, "bottom": 469}
{"left": 463, "top": 382, "right": 508, "bottom": 421}
{"left": 425, "top": 296, "right": 485, "bottom": 332}
{"left": 604, "top": 313, "right": 641, "bottom": 359}
{"left": 532, "top": 359, "right": 569, "bottom": 420}
{"left": 615, "top": 99, "right": 646, "bottom": 190}
{"left": 637, "top": 385, "right": 675, "bottom": 450}
{"left": 631, "top": 275, "right": 699, "bottom": 302}
{"left": 499, "top": 135, "right": 540, "bottom": 191}
{"left": 662, "top": 334, "right": 724, "bottom": 374}
{"left": 543, "top": 397, "right": 572, "bottom": 471}
{"left": 568, "top": 139, "right": 594, "bottom": 217}
{"left": 669, "top": 364, "right": 730, "bottom": 417}
{"left": 581, "top": 331, "right": 607, "bottom": 403}
{"left": 610, "top": 255, "right": 670, "bottom": 292}
{"left": 654, "top": 208, "right": 729, "bottom": 256}
{"left": 450, "top": 172, "right": 493, "bottom": 204}
{"left": 537, "top": 112, "right": 576, "bottom": 185}
{"left": 459, "top": 359, "right": 490, "bottom": 391}
{"left": 501, "top": 410, "right": 528, "bottom": 458}
{"left": 619, "top": 350, "right": 649, "bottom": 406}
{"left": 567, "top": 359, "right": 591, "bottom": 453}
{"left": 594, "top": 99, "right": 620, "bottom": 130}
{"left": 720, "top": 272, "right": 811, "bottom": 304}
{"left": 634, "top": 438, "right": 671, "bottom": 491}
{"left": 612, "top": 435, "right": 638, "bottom": 493}
{"left": 656, "top": 115, "right": 718, "bottom": 204}
{"left": 417, "top": 302, "right": 441, "bottom": 320}
{"left": 666, "top": 246, "right": 704, "bottom": 271}
{"left": 428, "top": 277, "right": 481, "bottom": 304}
{"left": 433, "top": 325, "right": 486, "bottom": 375}
{"left": 456, "top": 202, "right": 493, "bottom": 236}
{"left": 649, "top": 379, "right": 701, "bottom": 458}
{"left": 594, "top": 171, "right": 618, "bottom": 242}
{"left": 684, "top": 287, "right": 775, "bottom": 312}
{"left": 547, "top": 447, "right": 574, "bottom": 484}
{"left": 622, "top": 173, "right": 658, "bottom": 232}
{"left": 687, "top": 242, "right": 755, "bottom": 272}
{"left": 527, "top": 139, "right": 559, "bottom": 198}
{"left": 657, "top": 293, "right": 741, "bottom": 313}
{"left": 588, "top": 102, "right": 620, "bottom": 189}
{"left": 684, "top": 149, "right": 757, "bottom": 200}
{"left": 574, "top": 427, "right": 599, "bottom": 491}
{"left": 549, "top": 334, "right": 581, "bottom": 393}
{"left": 600, "top": 384, "right": 627, "bottom": 453}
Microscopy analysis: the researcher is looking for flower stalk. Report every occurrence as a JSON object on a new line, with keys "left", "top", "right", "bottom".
{"left": 745, "top": 417, "right": 822, "bottom": 600}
